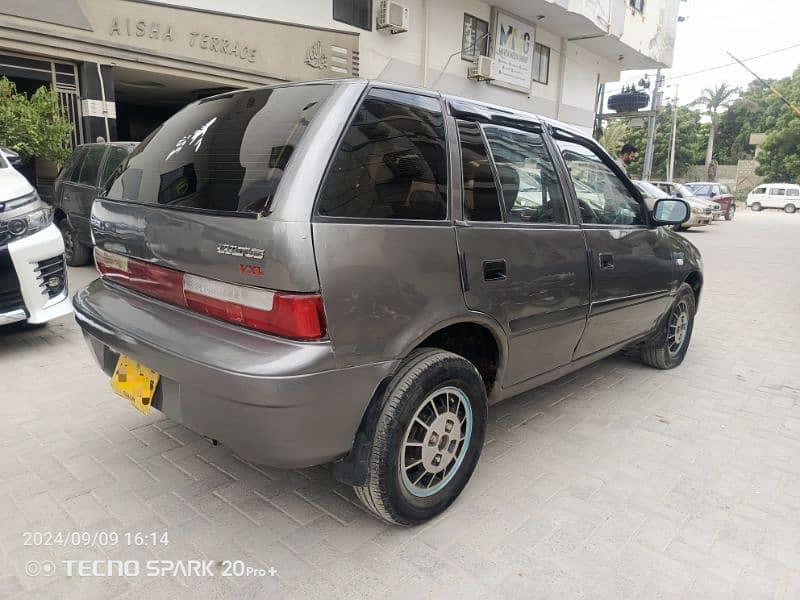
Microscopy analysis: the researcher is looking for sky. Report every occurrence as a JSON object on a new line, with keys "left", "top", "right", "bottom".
{"left": 612, "top": 0, "right": 800, "bottom": 106}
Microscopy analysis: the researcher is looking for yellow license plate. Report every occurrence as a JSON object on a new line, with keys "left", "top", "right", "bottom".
{"left": 111, "top": 355, "right": 160, "bottom": 416}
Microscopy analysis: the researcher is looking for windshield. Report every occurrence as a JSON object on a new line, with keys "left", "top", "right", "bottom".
{"left": 686, "top": 183, "right": 710, "bottom": 196}
{"left": 102, "top": 84, "right": 334, "bottom": 214}
{"left": 673, "top": 183, "right": 693, "bottom": 197}
{"left": 635, "top": 181, "right": 668, "bottom": 199}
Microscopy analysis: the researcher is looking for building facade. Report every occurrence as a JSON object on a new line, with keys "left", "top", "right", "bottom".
{"left": 0, "top": 0, "right": 679, "bottom": 148}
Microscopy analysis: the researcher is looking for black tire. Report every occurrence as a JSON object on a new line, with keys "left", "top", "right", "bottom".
{"left": 354, "top": 349, "right": 488, "bottom": 526}
{"left": 58, "top": 219, "right": 90, "bottom": 266}
{"left": 725, "top": 205, "right": 735, "bottom": 220}
{"left": 671, "top": 223, "right": 682, "bottom": 232}
{"left": 750, "top": 202, "right": 761, "bottom": 212}
{"left": 784, "top": 204, "right": 796, "bottom": 214}
{"left": 640, "top": 283, "right": 696, "bottom": 370}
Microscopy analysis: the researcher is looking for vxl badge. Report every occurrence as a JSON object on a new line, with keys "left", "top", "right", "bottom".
{"left": 216, "top": 243, "right": 265, "bottom": 260}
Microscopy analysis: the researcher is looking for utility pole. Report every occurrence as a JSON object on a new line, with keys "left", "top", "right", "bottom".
{"left": 667, "top": 85, "right": 679, "bottom": 182}
{"left": 642, "top": 68, "right": 663, "bottom": 181}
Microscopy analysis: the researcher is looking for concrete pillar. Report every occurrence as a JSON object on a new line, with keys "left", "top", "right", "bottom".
{"left": 78, "top": 62, "right": 117, "bottom": 142}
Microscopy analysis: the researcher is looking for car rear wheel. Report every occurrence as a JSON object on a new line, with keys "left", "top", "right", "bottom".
{"left": 640, "top": 283, "right": 696, "bottom": 370}
{"left": 58, "top": 219, "right": 90, "bottom": 266}
{"left": 725, "top": 205, "right": 736, "bottom": 220}
{"left": 784, "top": 204, "right": 797, "bottom": 214}
{"left": 354, "top": 349, "right": 487, "bottom": 526}
{"left": 750, "top": 202, "right": 762, "bottom": 212}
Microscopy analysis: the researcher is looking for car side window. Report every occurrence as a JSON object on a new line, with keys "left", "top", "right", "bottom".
{"left": 771, "top": 188, "right": 786, "bottom": 196}
{"left": 787, "top": 189, "right": 799, "bottom": 197}
{"left": 63, "top": 148, "right": 86, "bottom": 183}
{"left": 482, "top": 125, "right": 569, "bottom": 224}
{"left": 752, "top": 187, "right": 766, "bottom": 195}
{"left": 76, "top": 146, "right": 106, "bottom": 187}
{"left": 555, "top": 139, "right": 644, "bottom": 226}
{"left": 317, "top": 89, "right": 448, "bottom": 220}
{"left": 100, "top": 147, "right": 130, "bottom": 189}
{"left": 457, "top": 120, "right": 502, "bottom": 222}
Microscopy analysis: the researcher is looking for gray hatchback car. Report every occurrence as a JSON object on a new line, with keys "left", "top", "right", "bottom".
{"left": 74, "top": 80, "right": 701, "bottom": 525}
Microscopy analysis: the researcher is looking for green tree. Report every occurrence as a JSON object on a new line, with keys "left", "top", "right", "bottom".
{"left": 753, "top": 66, "right": 800, "bottom": 182}
{"left": 693, "top": 82, "right": 738, "bottom": 166}
{"left": 615, "top": 105, "right": 707, "bottom": 180}
{"left": 599, "top": 120, "right": 629, "bottom": 156}
{"left": 0, "top": 76, "right": 73, "bottom": 165}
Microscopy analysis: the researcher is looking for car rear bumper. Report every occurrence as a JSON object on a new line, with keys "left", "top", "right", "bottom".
{"left": 73, "top": 279, "right": 396, "bottom": 468}
{"left": 1, "top": 225, "right": 71, "bottom": 325}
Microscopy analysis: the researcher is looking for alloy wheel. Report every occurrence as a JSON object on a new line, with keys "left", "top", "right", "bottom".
{"left": 667, "top": 300, "right": 690, "bottom": 356}
{"left": 400, "top": 386, "right": 473, "bottom": 497}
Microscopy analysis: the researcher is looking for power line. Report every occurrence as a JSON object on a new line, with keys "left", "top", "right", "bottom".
{"left": 662, "top": 42, "right": 800, "bottom": 82}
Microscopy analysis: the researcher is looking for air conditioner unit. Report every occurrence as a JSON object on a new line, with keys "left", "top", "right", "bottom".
{"left": 377, "top": 1, "right": 409, "bottom": 34}
{"left": 468, "top": 56, "right": 495, "bottom": 81}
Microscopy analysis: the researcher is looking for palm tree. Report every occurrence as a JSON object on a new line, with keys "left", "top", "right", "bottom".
{"left": 694, "top": 82, "right": 738, "bottom": 166}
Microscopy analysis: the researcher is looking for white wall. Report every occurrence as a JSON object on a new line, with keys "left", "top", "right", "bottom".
{"left": 620, "top": 0, "right": 680, "bottom": 67}
{"left": 161, "top": 0, "right": 628, "bottom": 129}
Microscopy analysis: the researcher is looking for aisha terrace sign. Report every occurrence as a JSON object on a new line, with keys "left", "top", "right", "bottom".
{"left": 109, "top": 17, "right": 258, "bottom": 63}
{"left": 0, "top": 0, "right": 360, "bottom": 81}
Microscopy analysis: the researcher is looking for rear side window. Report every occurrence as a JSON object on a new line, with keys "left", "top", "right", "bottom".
{"left": 76, "top": 146, "right": 106, "bottom": 187}
{"left": 787, "top": 188, "right": 799, "bottom": 197}
{"left": 100, "top": 146, "right": 130, "bottom": 188}
{"left": 103, "top": 85, "right": 333, "bottom": 213}
{"left": 457, "top": 120, "right": 502, "bottom": 222}
{"left": 482, "top": 124, "right": 568, "bottom": 224}
{"left": 771, "top": 188, "right": 786, "bottom": 196}
{"left": 317, "top": 88, "right": 448, "bottom": 220}
{"left": 63, "top": 148, "right": 86, "bottom": 183}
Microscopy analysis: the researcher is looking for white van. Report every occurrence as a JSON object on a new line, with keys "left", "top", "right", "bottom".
{"left": 1, "top": 148, "right": 71, "bottom": 326}
{"left": 746, "top": 183, "right": 800, "bottom": 213}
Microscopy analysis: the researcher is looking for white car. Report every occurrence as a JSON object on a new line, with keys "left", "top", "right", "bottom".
{"left": 0, "top": 148, "right": 71, "bottom": 326}
{"left": 633, "top": 180, "right": 712, "bottom": 229}
{"left": 746, "top": 183, "right": 800, "bottom": 213}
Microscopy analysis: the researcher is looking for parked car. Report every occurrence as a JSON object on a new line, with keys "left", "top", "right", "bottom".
{"left": 651, "top": 180, "right": 722, "bottom": 220}
{"left": 1, "top": 147, "right": 71, "bottom": 326}
{"left": 634, "top": 180, "right": 712, "bottom": 230}
{"left": 73, "top": 81, "right": 702, "bottom": 526}
{"left": 746, "top": 183, "right": 800, "bottom": 213}
{"left": 52, "top": 141, "right": 137, "bottom": 265}
{"left": 684, "top": 182, "right": 736, "bottom": 220}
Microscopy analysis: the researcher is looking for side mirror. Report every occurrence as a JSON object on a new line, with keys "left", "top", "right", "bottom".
{"left": 652, "top": 198, "right": 689, "bottom": 226}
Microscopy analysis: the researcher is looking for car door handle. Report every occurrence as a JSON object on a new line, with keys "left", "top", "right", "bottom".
{"left": 482, "top": 259, "right": 507, "bottom": 281}
{"left": 598, "top": 253, "right": 615, "bottom": 270}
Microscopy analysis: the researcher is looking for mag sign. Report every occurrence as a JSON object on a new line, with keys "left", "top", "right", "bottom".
{"left": 490, "top": 9, "right": 535, "bottom": 92}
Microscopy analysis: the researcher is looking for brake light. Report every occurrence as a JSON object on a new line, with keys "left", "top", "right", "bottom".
{"left": 94, "top": 248, "right": 326, "bottom": 340}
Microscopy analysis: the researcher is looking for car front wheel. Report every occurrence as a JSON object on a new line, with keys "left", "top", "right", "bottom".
{"left": 640, "top": 283, "right": 696, "bottom": 370}
{"left": 58, "top": 219, "right": 91, "bottom": 266}
{"left": 725, "top": 205, "right": 736, "bottom": 220}
{"left": 354, "top": 349, "right": 487, "bottom": 526}
{"left": 784, "top": 204, "right": 797, "bottom": 214}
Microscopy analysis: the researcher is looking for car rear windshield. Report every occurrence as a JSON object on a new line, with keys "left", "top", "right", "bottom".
{"left": 102, "top": 84, "right": 333, "bottom": 214}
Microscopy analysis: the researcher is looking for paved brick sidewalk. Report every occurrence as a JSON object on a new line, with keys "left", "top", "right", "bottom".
{"left": 1, "top": 210, "right": 799, "bottom": 599}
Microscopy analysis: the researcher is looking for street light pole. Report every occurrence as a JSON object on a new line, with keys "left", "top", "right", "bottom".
{"left": 642, "top": 68, "right": 663, "bottom": 182}
{"left": 667, "top": 85, "right": 679, "bottom": 182}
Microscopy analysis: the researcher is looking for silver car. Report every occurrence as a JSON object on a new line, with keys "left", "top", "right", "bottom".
{"left": 74, "top": 80, "right": 700, "bottom": 525}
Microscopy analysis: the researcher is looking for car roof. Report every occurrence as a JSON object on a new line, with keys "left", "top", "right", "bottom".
{"left": 202, "top": 78, "right": 605, "bottom": 137}
{"left": 758, "top": 182, "right": 800, "bottom": 187}
{"left": 76, "top": 141, "right": 138, "bottom": 149}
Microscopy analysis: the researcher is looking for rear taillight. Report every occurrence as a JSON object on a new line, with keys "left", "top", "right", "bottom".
{"left": 94, "top": 248, "right": 326, "bottom": 340}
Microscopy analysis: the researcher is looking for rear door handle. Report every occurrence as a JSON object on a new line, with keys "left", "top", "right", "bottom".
{"left": 482, "top": 259, "right": 507, "bottom": 281}
{"left": 598, "top": 253, "right": 615, "bottom": 270}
